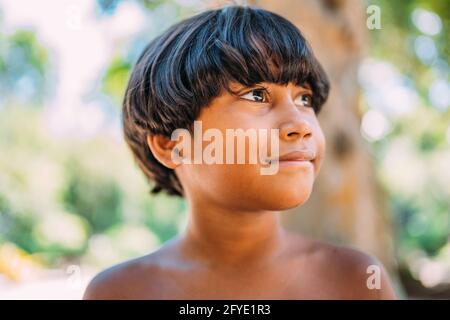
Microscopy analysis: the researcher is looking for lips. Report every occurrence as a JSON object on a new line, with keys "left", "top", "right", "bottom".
{"left": 276, "top": 150, "right": 316, "bottom": 162}
{"left": 261, "top": 150, "right": 316, "bottom": 168}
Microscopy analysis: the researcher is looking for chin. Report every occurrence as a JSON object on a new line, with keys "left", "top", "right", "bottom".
{"left": 255, "top": 184, "right": 314, "bottom": 211}
{"left": 280, "top": 190, "right": 313, "bottom": 210}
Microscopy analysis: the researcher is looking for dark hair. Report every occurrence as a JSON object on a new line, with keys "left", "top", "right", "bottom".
{"left": 123, "top": 4, "right": 330, "bottom": 197}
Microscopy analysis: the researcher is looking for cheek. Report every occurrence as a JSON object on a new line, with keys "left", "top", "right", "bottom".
{"left": 185, "top": 163, "right": 263, "bottom": 206}
{"left": 313, "top": 126, "right": 326, "bottom": 177}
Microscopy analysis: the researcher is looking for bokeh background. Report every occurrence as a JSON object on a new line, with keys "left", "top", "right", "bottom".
{"left": 0, "top": 0, "right": 448, "bottom": 299}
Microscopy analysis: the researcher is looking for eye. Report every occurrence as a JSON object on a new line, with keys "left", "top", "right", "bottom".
{"left": 294, "top": 93, "right": 313, "bottom": 108}
{"left": 240, "top": 89, "right": 269, "bottom": 103}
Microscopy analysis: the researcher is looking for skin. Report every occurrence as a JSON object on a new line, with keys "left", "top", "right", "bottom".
{"left": 84, "top": 82, "right": 397, "bottom": 300}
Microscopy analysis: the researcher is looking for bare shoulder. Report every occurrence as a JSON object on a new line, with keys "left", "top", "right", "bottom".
{"left": 83, "top": 238, "right": 181, "bottom": 300}
{"left": 83, "top": 253, "right": 160, "bottom": 299}
{"left": 289, "top": 233, "right": 397, "bottom": 299}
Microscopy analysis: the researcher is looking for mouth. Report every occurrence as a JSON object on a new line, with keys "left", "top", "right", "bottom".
{"left": 265, "top": 150, "right": 316, "bottom": 168}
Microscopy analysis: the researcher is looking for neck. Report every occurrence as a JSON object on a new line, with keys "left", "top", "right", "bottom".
{"left": 180, "top": 199, "right": 287, "bottom": 265}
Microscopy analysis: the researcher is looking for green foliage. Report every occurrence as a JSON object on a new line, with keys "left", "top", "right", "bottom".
{"left": 0, "top": 105, "right": 185, "bottom": 266}
{"left": 62, "top": 162, "right": 123, "bottom": 233}
{"left": 101, "top": 57, "right": 131, "bottom": 107}
{"left": 366, "top": 0, "right": 449, "bottom": 263}
{"left": 0, "top": 28, "right": 49, "bottom": 105}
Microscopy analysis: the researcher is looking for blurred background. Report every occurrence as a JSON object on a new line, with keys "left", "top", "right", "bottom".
{"left": 0, "top": 0, "right": 448, "bottom": 299}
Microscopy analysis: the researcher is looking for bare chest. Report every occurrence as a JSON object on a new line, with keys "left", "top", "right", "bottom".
{"left": 130, "top": 263, "right": 342, "bottom": 299}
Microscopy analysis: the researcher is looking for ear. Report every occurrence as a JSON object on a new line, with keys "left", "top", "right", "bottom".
{"left": 146, "top": 134, "right": 180, "bottom": 169}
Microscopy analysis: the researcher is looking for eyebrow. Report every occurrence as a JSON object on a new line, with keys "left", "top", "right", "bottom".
{"left": 228, "top": 82, "right": 314, "bottom": 96}
{"left": 296, "top": 82, "right": 312, "bottom": 91}
{"left": 295, "top": 86, "right": 313, "bottom": 95}
{"left": 227, "top": 83, "right": 258, "bottom": 96}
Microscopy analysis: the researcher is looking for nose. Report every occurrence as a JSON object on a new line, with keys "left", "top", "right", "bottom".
{"left": 279, "top": 116, "right": 313, "bottom": 142}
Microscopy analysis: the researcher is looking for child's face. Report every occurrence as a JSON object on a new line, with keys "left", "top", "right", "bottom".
{"left": 175, "top": 81, "right": 326, "bottom": 211}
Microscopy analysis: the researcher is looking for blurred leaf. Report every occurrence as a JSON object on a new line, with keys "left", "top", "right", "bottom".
{"left": 101, "top": 57, "right": 131, "bottom": 107}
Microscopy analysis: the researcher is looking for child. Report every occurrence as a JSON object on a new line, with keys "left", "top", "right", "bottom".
{"left": 84, "top": 5, "right": 396, "bottom": 300}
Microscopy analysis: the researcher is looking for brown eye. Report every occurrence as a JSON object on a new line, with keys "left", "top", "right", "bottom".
{"left": 294, "top": 93, "right": 313, "bottom": 108}
{"left": 240, "top": 89, "right": 268, "bottom": 103}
